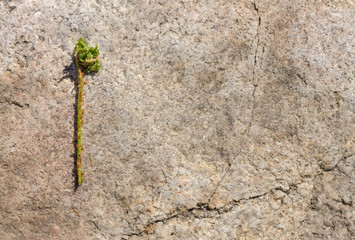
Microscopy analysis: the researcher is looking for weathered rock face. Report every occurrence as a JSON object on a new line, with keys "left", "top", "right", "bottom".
{"left": 0, "top": 0, "right": 354, "bottom": 239}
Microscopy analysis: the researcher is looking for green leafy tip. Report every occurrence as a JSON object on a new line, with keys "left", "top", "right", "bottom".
{"left": 74, "top": 38, "right": 101, "bottom": 73}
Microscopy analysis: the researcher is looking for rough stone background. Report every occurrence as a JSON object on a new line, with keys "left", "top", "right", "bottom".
{"left": 0, "top": 0, "right": 354, "bottom": 239}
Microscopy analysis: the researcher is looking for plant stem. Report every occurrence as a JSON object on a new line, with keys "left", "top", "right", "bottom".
{"left": 76, "top": 56, "right": 84, "bottom": 186}
{"left": 73, "top": 38, "right": 101, "bottom": 186}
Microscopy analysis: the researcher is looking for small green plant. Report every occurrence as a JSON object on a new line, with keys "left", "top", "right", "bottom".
{"left": 74, "top": 38, "right": 101, "bottom": 186}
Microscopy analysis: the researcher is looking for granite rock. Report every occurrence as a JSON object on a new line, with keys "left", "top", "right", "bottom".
{"left": 0, "top": 0, "right": 354, "bottom": 239}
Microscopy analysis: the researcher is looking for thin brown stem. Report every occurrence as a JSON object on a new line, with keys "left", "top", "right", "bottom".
{"left": 76, "top": 56, "right": 84, "bottom": 185}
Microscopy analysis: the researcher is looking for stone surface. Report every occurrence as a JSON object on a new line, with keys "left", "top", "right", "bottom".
{"left": 0, "top": 0, "right": 354, "bottom": 239}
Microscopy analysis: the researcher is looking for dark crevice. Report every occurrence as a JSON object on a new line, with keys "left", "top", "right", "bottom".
{"left": 252, "top": 2, "right": 261, "bottom": 23}
{"left": 124, "top": 189, "right": 273, "bottom": 238}
{"left": 340, "top": 198, "right": 353, "bottom": 207}
{"left": 1, "top": 99, "right": 29, "bottom": 108}
{"left": 249, "top": 0, "right": 262, "bottom": 134}
{"left": 296, "top": 73, "right": 308, "bottom": 85}
{"left": 11, "top": 101, "right": 28, "bottom": 108}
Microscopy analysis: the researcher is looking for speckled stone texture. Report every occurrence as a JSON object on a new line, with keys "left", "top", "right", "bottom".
{"left": 0, "top": 0, "right": 354, "bottom": 239}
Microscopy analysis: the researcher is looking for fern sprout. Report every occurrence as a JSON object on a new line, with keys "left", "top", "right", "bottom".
{"left": 73, "top": 38, "right": 101, "bottom": 186}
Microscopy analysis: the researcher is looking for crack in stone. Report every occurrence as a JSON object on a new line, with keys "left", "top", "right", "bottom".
{"left": 252, "top": 1, "right": 261, "bottom": 84}
{"left": 249, "top": 0, "right": 261, "bottom": 132}
{"left": 296, "top": 73, "right": 308, "bottom": 85}
{"left": 0, "top": 99, "right": 29, "bottom": 108}
{"left": 206, "top": 157, "right": 233, "bottom": 204}
{"left": 124, "top": 189, "right": 275, "bottom": 238}
{"left": 335, "top": 153, "right": 355, "bottom": 178}
{"left": 91, "top": 220, "right": 110, "bottom": 240}
{"left": 321, "top": 153, "right": 355, "bottom": 172}
{"left": 206, "top": 2, "right": 264, "bottom": 208}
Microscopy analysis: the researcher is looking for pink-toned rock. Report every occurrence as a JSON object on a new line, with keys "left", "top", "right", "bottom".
{"left": 0, "top": 0, "right": 354, "bottom": 239}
